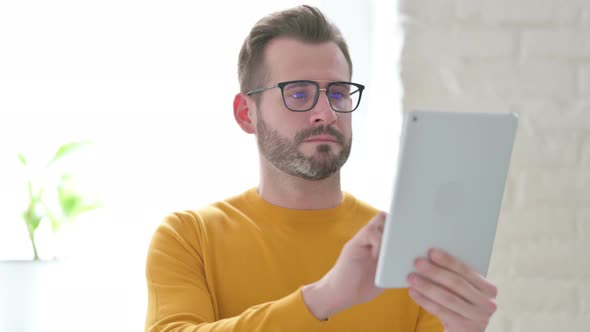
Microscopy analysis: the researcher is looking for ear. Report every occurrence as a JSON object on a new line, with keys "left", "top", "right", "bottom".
{"left": 233, "top": 93, "right": 256, "bottom": 134}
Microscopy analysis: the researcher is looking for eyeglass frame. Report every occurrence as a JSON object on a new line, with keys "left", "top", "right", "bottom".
{"left": 245, "top": 79, "right": 365, "bottom": 113}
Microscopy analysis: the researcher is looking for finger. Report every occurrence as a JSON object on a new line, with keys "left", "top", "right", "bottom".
{"left": 414, "top": 257, "right": 497, "bottom": 316}
{"left": 429, "top": 248, "right": 498, "bottom": 298}
{"left": 408, "top": 273, "right": 491, "bottom": 323}
{"left": 367, "top": 224, "right": 383, "bottom": 258}
{"left": 408, "top": 287, "right": 489, "bottom": 330}
{"left": 364, "top": 212, "right": 386, "bottom": 257}
{"left": 353, "top": 212, "right": 385, "bottom": 243}
{"left": 373, "top": 212, "right": 386, "bottom": 233}
{"left": 368, "top": 211, "right": 386, "bottom": 230}
{"left": 346, "top": 212, "right": 386, "bottom": 257}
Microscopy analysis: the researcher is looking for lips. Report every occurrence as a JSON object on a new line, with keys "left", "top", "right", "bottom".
{"left": 295, "top": 125, "right": 345, "bottom": 145}
{"left": 304, "top": 135, "right": 339, "bottom": 143}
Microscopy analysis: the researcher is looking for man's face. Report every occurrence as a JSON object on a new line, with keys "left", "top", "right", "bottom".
{"left": 250, "top": 38, "right": 353, "bottom": 180}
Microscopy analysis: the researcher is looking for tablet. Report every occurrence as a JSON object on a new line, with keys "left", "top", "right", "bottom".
{"left": 375, "top": 110, "right": 518, "bottom": 288}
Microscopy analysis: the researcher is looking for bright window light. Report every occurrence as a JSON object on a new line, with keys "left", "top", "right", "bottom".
{"left": 0, "top": 1, "right": 402, "bottom": 330}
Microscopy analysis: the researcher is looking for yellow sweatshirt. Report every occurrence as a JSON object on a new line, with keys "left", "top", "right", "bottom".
{"left": 145, "top": 188, "right": 443, "bottom": 332}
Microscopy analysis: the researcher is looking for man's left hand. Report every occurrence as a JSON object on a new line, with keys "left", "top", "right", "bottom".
{"left": 407, "top": 248, "right": 498, "bottom": 332}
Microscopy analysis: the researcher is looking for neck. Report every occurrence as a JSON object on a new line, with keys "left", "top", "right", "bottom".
{"left": 257, "top": 159, "right": 343, "bottom": 210}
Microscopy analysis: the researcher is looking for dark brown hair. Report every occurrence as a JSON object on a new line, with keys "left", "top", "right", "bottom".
{"left": 237, "top": 5, "right": 353, "bottom": 93}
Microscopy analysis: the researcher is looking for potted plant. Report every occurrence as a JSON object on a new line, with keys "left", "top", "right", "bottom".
{"left": 0, "top": 140, "right": 100, "bottom": 331}
{"left": 18, "top": 140, "right": 100, "bottom": 260}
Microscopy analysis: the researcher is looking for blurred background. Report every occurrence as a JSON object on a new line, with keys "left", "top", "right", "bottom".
{"left": 0, "top": 0, "right": 588, "bottom": 331}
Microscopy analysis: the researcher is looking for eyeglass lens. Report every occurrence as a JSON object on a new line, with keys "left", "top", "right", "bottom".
{"left": 282, "top": 82, "right": 361, "bottom": 112}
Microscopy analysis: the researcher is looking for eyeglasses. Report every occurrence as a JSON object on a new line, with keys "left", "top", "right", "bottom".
{"left": 245, "top": 80, "right": 365, "bottom": 113}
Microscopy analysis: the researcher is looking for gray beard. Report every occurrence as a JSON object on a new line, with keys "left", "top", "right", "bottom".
{"left": 256, "top": 118, "right": 352, "bottom": 181}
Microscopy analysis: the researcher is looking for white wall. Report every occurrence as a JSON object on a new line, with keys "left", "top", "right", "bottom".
{"left": 399, "top": 0, "right": 590, "bottom": 331}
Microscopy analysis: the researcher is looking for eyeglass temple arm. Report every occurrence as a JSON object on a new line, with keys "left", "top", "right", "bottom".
{"left": 245, "top": 85, "right": 279, "bottom": 96}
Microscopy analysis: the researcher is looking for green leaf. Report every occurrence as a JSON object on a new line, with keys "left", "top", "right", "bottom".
{"left": 27, "top": 215, "right": 42, "bottom": 233}
{"left": 84, "top": 203, "right": 101, "bottom": 215}
{"left": 47, "top": 213, "right": 60, "bottom": 232}
{"left": 23, "top": 202, "right": 44, "bottom": 234}
{"left": 46, "top": 140, "right": 92, "bottom": 167}
{"left": 61, "top": 195, "right": 81, "bottom": 218}
{"left": 18, "top": 153, "right": 27, "bottom": 166}
{"left": 57, "top": 175, "right": 99, "bottom": 223}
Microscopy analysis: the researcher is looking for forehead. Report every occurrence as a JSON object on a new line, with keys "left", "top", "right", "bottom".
{"left": 262, "top": 37, "right": 351, "bottom": 83}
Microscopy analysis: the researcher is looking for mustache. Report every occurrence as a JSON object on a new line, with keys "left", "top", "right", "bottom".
{"left": 294, "top": 125, "right": 346, "bottom": 144}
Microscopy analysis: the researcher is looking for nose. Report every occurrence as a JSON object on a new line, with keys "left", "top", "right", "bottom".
{"left": 310, "top": 90, "right": 337, "bottom": 125}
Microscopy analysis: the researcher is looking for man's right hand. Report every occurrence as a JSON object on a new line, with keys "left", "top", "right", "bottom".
{"left": 302, "top": 212, "right": 387, "bottom": 320}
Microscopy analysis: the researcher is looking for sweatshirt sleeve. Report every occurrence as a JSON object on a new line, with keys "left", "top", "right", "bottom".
{"left": 415, "top": 306, "right": 444, "bottom": 332}
{"left": 145, "top": 212, "right": 326, "bottom": 332}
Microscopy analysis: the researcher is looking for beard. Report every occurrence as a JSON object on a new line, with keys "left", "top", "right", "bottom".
{"left": 256, "top": 117, "right": 352, "bottom": 181}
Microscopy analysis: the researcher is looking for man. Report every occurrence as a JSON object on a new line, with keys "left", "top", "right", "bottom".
{"left": 145, "top": 5, "right": 497, "bottom": 332}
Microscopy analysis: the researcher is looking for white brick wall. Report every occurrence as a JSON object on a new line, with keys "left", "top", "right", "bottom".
{"left": 455, "top": 0, "right": 584, "bottom": 24}
{"left": 522, "top": 30, "right": 590, "bottom": 58}
{"left": 399, "top": 0, "right": 590, "bottom": 331}
{"left": 581, "top": 65, "right": 590, "bottom": 95}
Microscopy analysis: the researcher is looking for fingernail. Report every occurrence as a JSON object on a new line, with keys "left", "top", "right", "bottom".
{"left": 416, "top": 259, "right": 428, "bottom": 272}
{"left": 407, "top": 274, "right": 420, "bottom": 286}
{"left": 430, "top": 248, "right": 442, "bottom": 261}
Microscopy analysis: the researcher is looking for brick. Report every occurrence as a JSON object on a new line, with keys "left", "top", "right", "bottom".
{"left": 403, "top": 59, "right": 576, "bottom": 100}
{"left": 511, "top": 240, "right": 590, "bottom": 279}
{"left": 581, "top": 137, "right": 590, "bottom": 167}
{"left": 455, "top": 0, "right": 583, "bottom": 25}
{"left": 583, "top": 7, "right": 590, "bottom": 26}
{"left": 454, "top": 28, "right": 515, "bottom": 57}
{"left": 514, "top": 100, "right": 590, "bottom": 133}
{"left": 401, "top": 56, "right": 460, "bottom": 99}
{"left": 453, "top": 1, "right": 483, "bottom": 21}
{"left": 513, "top": 317, "right": 590, "bottom": 332}
{"left": 402, "top": 24, "right": 515, "bottom": 58}
{"left": 402, "top": 25, "right": 456, "bottom": 60}
{"left": 398, "top": 0, "right": 455, "bottom": 22}
{"left": 452, "top": 60, "right": 576, "bottom": 99}
{"left": 580, "top": 283, "right": 590, "bottom": 315}
{"left": 492, "top": 279, "right": 578, "bottom": 314}
{"left": 401, "top": 94, "right": 455, "bottom": 114}
{"left": 496, "top": 208, "right": 578, "bottom": 245}
{"left": 514, "top": 167, "right": 590, "bottom": 207}
{"left": 488, "top": 248, "right": 514, "bottom": 280}
{"left": 578, "top": 208, "right": 590, "bottom": 240}
{"left": 402, "top": 94, "right": 512, "bottom": 115}
{"left": 522, "top": 29, "right": 590, "bottom": 58}
{"left": 485, "top": 312, "right": 513, "bottom": 332}
{"left": 510, "top": 131, "right": 581, "bottom": 167}
{"left": 495, "top": 169, "right": 522, "bottom": 212}
{"left": 452, "top": 96, "right": 512, "bottom": 113}
{"left": 580, "top": 65, "right": 590, "bottom": 96}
